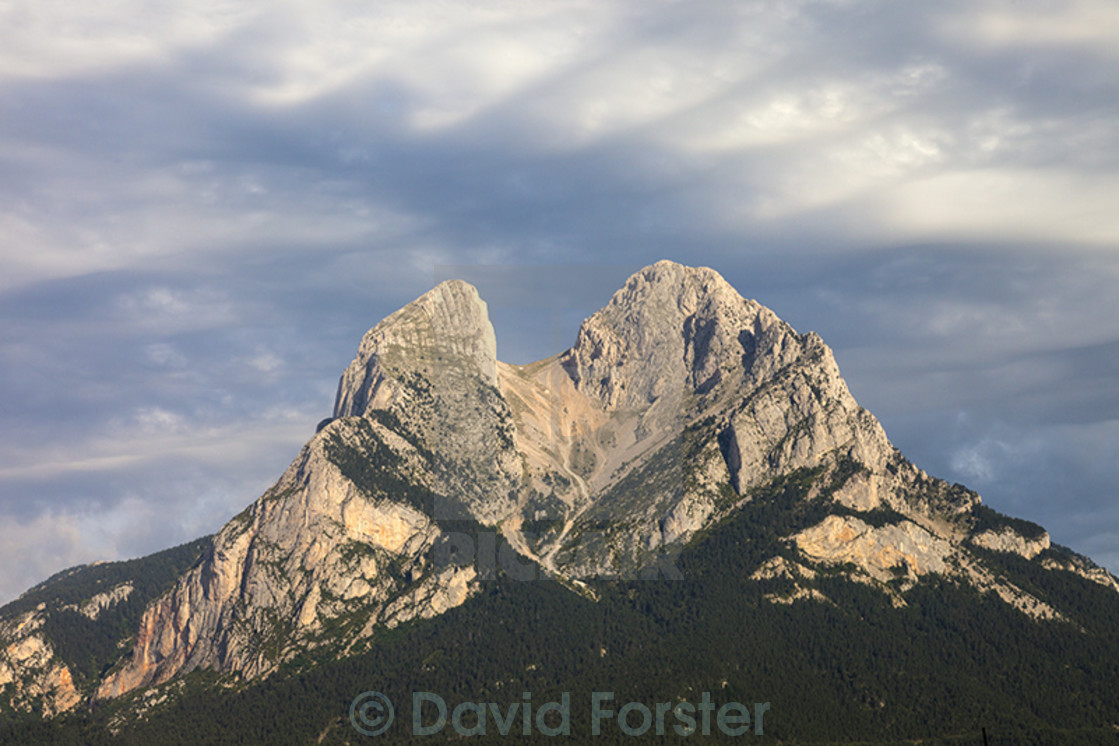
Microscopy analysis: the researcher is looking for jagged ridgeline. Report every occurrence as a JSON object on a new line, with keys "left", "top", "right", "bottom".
{"left": 2, "top": 260, "right": 1117, "bottom": 744}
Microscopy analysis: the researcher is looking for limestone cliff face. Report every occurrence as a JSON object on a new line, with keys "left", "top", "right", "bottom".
{"left": 970, "top": 527, "right": 1050, "bottom": 559}
{"left": 332, "top": 280, "right": 521, "bottom": 523}
{"left": 795, "top": 514, "right": 953, "bottom": 582}
{"left": 61, "top": 583, "right": 134, "bottom": 620}
{"left": 97, "top": 415, "right": 476, "bottom": 699}
{"left": 7, "top": 260, "right": 1115, "bottom": 714}
{"left": 1040, "top": 552, "right": 1119, "bottom": 593}
{"left": 335, "top": 280, "right": 499, "bottom": 418}
{"left": 786, "top": 514, "right": 1064, "bottom": 619}
{"left": 0, "top": 607, "right": 81, "bottom": 716}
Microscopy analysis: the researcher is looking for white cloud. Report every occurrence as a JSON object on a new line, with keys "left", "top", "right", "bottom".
{"left": 0, "top": 0, "right": 249, "bottom": 80}
{"left": 949, "top": 444, "right": 997, "bottom": 483}
{"left": 246, "top": 350, "right": 284, "bottom": 376}
{"left": 0, "top": 511, "right": 106, "bottom": 605}
{"left": 133, "top": 406, "right": 186, "bottom": 433}
{"left": 145, "top": 342, "right": 188, "bottom": 368}
{"left": 0, "top": 411, "right": 312, "bottom": 482}
{"left": 0, "top": 408, "right": 316, "bottom": 605}
{"left": 943, "top": 0, "right": 1119, "bottom": 55}
{"left": 671, "top": 61, "right": 949, "bottom": 154}
{"left": 869, "top": 169, "right": 1119, "bottom": 245}
{"left": 0, "top": 479, "right": 277, "bottom": 605}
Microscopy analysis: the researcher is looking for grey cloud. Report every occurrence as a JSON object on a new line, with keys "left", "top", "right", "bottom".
{"left": 0, "top": 452, "right": 298, "bottom": 603}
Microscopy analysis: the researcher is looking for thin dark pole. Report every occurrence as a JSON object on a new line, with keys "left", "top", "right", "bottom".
{"left": 982, "top": 726, "right": 989, "bottom": 745}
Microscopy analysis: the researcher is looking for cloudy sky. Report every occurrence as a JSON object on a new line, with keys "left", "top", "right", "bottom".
{"left": 1, "top": 0, "right": 1117, "bottom": 604}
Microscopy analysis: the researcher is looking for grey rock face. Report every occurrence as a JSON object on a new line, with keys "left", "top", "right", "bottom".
{"left": 335, "top": 279, "right": 499, "bottom": 418}
{"left": 561, "top": 260, "right": 756, "bottom": 411}
{"left": 333, "top": 280, "right": 521, "bottom": 523}
{"left": 545, "top": 260, "right": 904, "bottom": 576}
{"left": 63, "top": 583, "right": 134, "bottom": 620}
{"left": 97, "top": 416, "right": 473, "bottom": 698}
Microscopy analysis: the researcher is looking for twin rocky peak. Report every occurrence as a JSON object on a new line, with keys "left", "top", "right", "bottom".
{"left": 28, "top": 260, "right": 1117, "bottom": 709}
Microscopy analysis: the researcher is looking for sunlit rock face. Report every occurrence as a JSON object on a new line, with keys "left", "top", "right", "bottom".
{"left": 0, "top": 608, "right": 82, "bottom": 716}
{"left": 5, "top": 260, "right": 1114, "bottom": 714}
{"left": 970, "top": 527, "right": 1050, "bottom": 559}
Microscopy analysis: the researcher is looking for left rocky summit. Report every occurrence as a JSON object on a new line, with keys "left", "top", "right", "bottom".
{"left": 97, "top": 280, "right": 519, "bottom": 700}
{"left": 1, "top": 279, "right": 522, "bottom": 716}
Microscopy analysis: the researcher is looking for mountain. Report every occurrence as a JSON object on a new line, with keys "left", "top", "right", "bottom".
{"left": 2, "top": 260, "right": 1117, "bottom": 744}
